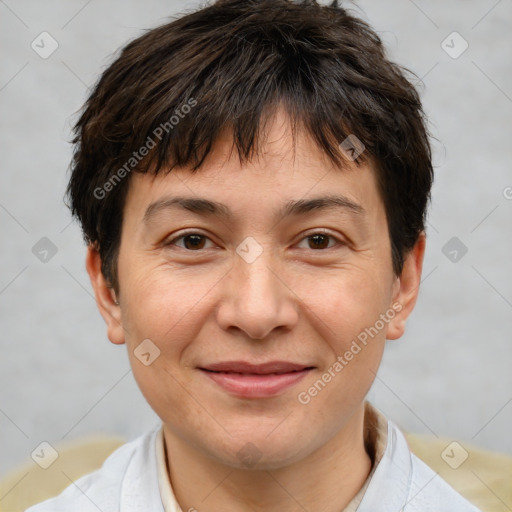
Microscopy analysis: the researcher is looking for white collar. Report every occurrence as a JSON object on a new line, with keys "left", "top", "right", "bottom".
{"left": 154, "top": 402, "right": 391, "bottom": 512}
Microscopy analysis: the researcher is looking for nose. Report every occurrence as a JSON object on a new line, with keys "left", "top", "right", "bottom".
{"left": 216, "top": 252, "right": 299, "bottom": 340}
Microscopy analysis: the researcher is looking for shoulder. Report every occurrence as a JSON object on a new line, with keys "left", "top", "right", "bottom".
{"left": 358, "top": 406, "right": 482, "bottom": 512}
{"left": 391, "top": 423, "right": 481, "bottom": 512}
{"left": 24, "top": 426, "right": 161, "bottom": 512}
{"left": 404, "top": 453, "right": 482, "bottom": 511}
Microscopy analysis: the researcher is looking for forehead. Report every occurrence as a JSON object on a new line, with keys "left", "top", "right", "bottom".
{"left": 124, "top": 109, "right": 384, "bottom": 223}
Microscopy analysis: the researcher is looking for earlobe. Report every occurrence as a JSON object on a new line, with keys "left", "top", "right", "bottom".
{"left": 386, "top": 233, "right": 426, "bottom": 340}
{"left": 85, "top": 245, "right": 125, "bottom": 345}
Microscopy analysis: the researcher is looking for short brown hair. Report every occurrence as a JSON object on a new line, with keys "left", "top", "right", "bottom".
{"left": 67, "top": 0, "right": 433, "bottom": 291}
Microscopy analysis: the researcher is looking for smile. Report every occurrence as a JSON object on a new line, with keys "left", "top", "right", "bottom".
{"left": 199, "top": 361, "right": 315, "bottom": 398}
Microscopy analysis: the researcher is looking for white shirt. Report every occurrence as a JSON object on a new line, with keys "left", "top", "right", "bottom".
{"left": 26, "top": 404, "right": 482, "bottom": 512}
{"left": 154, "top": 402, "right": 390, "bottom": 511}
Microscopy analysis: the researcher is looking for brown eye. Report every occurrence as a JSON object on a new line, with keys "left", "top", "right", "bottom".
{"left": 296, "top": 232, "right": 342, "bottom": 251}
{"left": 183, "top": 234, "right": 206, "bottom": 250}
{"left": 307, "top": 234, "right": 332, "bottom": 250}
{"left": 169, "top": 233, "right": 214, "bottom": 250}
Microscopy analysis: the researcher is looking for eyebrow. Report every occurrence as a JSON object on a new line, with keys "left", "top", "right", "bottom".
{"left": 143, "top": 194, "right": 365, "bottom": 224}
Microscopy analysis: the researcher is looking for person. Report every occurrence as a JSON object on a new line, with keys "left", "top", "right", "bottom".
{"left": 27, "top": 0, "right": 482, "bottom": 510}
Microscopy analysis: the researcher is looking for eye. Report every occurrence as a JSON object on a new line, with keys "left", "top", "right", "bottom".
{"left": 296, "top": 232, "right": 343, "bottom": 250}
{"left": 167, "top": 232, "right": 216, "bottom": 251}
{"left": 166, "top": 231, "right": 343, "bottom": 251}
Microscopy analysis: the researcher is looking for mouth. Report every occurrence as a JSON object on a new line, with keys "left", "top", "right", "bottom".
{"left": 198, "top": 361, "right": 315, "bottom": 398}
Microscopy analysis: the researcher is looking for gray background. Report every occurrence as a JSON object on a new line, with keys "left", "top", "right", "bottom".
{"left": 1, "top": 0, "right": 511, "bottom": 481}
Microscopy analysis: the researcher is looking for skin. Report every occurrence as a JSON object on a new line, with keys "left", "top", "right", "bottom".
{"left": 87, "top": 109, "right": 425, "bottom": 512}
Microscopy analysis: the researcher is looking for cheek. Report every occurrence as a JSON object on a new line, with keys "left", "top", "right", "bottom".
{"left": 295, "top": 267, "right": 390, "bottom": 403}
{"left": 119, "top": 263, "right": 228, "bottom": 387}
{"left": 120, "top": 264, "right": 218, "bottom": 345}
{"left": 120, "top": 271, "right": 212, "bottom": 425}
{"left": 298, "top": 266, "right": 392, "bottom": 344}
{"left": 296, "top": 275, "right": 388, "bottom": 422}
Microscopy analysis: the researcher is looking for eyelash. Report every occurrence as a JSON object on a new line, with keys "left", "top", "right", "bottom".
{"left": 166, "top": 230, "right": 345, "bottom": 251}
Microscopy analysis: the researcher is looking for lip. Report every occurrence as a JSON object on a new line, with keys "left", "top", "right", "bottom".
{"left": 202, "top": 360, "right": 312, "bottom": 374}
{"left": 199, "top": 361, "right": 314, "bottom": 398}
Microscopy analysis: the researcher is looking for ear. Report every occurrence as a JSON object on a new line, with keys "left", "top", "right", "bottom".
{"left": 386, "top": 232, "right": 426, "bottom": 340}
{"left": 85, "top": 245, "right": 125, "bottom": 345}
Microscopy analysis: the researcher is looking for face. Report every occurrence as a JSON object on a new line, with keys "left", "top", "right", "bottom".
{"left": 89, "top": 109, "right": 423, "bottom": 470}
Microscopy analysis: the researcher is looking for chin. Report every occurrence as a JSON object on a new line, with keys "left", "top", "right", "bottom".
{"left": 207, "top": 431, "right": 311, "bottom": 471}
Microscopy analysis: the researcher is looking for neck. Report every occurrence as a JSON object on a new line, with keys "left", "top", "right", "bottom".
{"left": 163, "top": 404, "right": 372, "bottom": 512}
